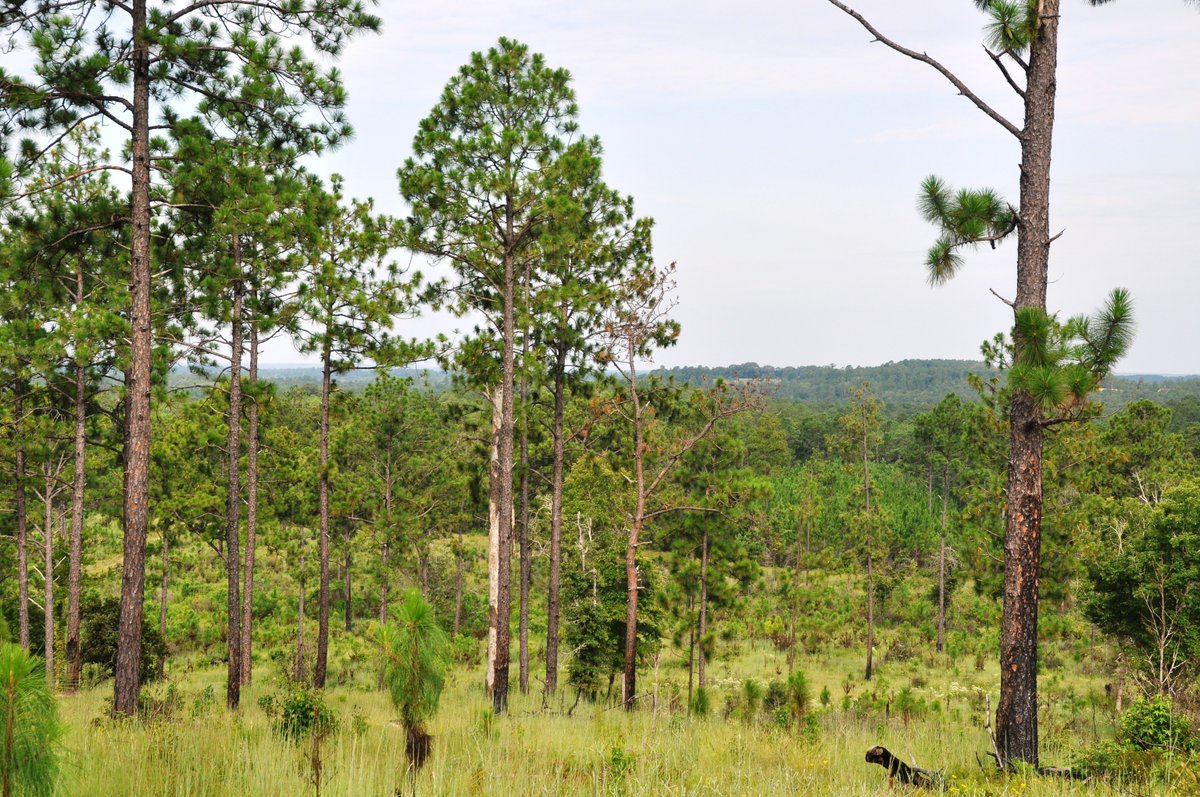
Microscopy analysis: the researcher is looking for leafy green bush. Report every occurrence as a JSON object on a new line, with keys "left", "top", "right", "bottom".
{"left": 1, "top": 644, "right": 63, "bottom": 797}
{"left": 79, "top": 594, "right": 166, "bottom": 683}
{"left": 1119, "top": 695, "right": 1195, "bottom": 752}
{"left": 448, "top": 634, "right": 479, "bottom": 665}
{"left": 264, "top": 687, "right": 338, "bottom": 741}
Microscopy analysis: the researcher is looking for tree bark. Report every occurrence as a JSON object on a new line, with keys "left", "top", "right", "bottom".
{"left": 486, "top": 387, "right": 502, "bottom": 698}
{"left": 937, "top": 463, "right": 948, "bottom": 654}
{"left": 863, "top": 417, "right": 874, "bottom": 682}
{"left": 240, "top": 316, "right": 259, "bottom": 686}
{"left": 296, "top": 528, "right": 307, "bottom": 684}
{"left": 159, "top": 530, "right": 168, "bottom": 680}
{"left": 343, "top": 547, "right": 352, "bottom": 632}
{"left": 544, "top": 342, "right": 568, "bottom": 699}
{"left": 453, "top": 530, "right": 464, "bottom": 638}
{"left": 42, "top": 488, "right": 54, "bottom": 686}
{"left": 489, "top": 207, "right": 517, "bottom": 714}
{"left": 379, "top": 461, "right": 392, "bottom": 623}
{"left": 686, "top": 593, "right": 695, "bottom": 711}
{"left": 14, "top": 381, "right": 29, "bottom": 653}
{"left": 315, "top": 337, "right": 332, "bottom": 688}
{"left": 224, "top": 267, "right": 243, "bottom": 709}
{"left": 623, "top": 341, "right": 644, "bottom": 710}
{"left": 66, "top": 266, "right": 87, "bottom": 691}
{"left": 518, "top": 365, "right": 531, "bottom": 695}
{"left": 996, "top": 0, "right": 1059, "bottom": 769}
{"left": 113, "top": 0, "right": 153, "bottom": 716}
{"left": 698, "top": 527, "right": 708, "bottom": 689}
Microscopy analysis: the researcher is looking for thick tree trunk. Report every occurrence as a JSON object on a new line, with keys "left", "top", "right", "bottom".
{"left": 996, "top": 0, "right": 1058, "bottom": 769}
{"left": 14, "top": 382, "right": 29, "bottom": 653}
{"left": 315, "top": 340, "right": 332, "bottom": 688}
{"left": 937, "top": 464, "right": 948, "bottom": 654}
{"left": 224, "top": 269, "right": 243, "bottom": 709}
{"left": 545, "top": 343, "right": 568, "bottom": 698}
{"left": 43, "top": 489, "right": 54, "bottom": 686}
{"left": 698, "top": 528, "right": 708, "bottom": 689}
{"left": 113, "top": 0, "right": 153, "bottom": 717}
{"left": 491, "top": 241, "right": 516, "bottom": 713}
{"left": 241, "top": 317, "right": 259, "bottom": 686}
{"left": 66, "top": 297, "right": 87, "bottom": 691}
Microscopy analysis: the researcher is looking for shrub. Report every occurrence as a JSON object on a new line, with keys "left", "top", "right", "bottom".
{"left": 79, "top": 594, "right": 166, "bottom": 684}
{"left": 1119, "top": 695, "right": 1195, "bottom": 752}
{"left": 689, "top": 687, "right": 710, "bottom": 717}
{"left": 1, "top": 644, "right": 63, "bottom": 797}
{"left": 269, "top": 687, "right": 338, "bottom": 741}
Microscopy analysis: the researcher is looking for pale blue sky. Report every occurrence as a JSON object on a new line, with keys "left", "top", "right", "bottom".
{"left": 83, "top": 1, "right": 1200, "bottom": 372}
{"left": 275, "top": 0, "right": 1199, "bottom": 373}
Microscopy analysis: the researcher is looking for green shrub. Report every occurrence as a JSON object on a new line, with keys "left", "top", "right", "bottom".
{"left": 270, "top": 687, "right": 338, "bottom": 741}
{"left": 689, "top": 686, "right": 710, "bottom": 717}
{"left": 448, "top": 634, "right": 479, "bottom": 665}
{"left": 79, "top": 594, "right": 166, "bottom": 684}
{"left": 1119, "top": 695, "right": 1195, "bottom": 752}
{"left": 1, "top": 644, "right": 63, "bottom": 797}
{"left": 786, "top": 670, "right": 811, "bottom": 724}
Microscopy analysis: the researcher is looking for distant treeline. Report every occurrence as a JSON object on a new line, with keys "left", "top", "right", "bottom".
{"left": 652, "top": 359, "right": 1200, "bottom": 414}
{"left": 173, "top": 359, "right": 1200, "bottom": 416}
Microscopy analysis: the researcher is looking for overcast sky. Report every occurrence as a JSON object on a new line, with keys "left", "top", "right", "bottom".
{"left": 263, "top": 0, "right": 1199, "bottom": 374}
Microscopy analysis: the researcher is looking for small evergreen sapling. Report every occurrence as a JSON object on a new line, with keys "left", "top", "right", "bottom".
{"left": 1, "top": 644, "right": 62, "bottom": 797}
{"left": 377, "top": 591, "right": 448, "bottom": 774}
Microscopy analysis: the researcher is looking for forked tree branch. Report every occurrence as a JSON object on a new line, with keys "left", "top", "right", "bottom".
{"left": 825, "top": 0, "right": 1023, "bottom": 139}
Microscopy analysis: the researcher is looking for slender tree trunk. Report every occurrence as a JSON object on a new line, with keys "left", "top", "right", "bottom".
{"left": 14, "top": 382, "right": 29, "bottom": 653}
{"left": 698, "top": 528, "right": 708, "bottom": 689}
{"left": 996, "top": 0, "right": 1058, "bottom": 769}
{"left": 379, "top": 464, "right": 392, "bottom": 622}
{"left": 315, "top": 339, "right": 332, "bottom": 688}
{"left": 545, "top": 341, "right": 568, "bottom": 699}
{"left": 159, "top": 531, "right": 168, "bottom": 680}
{"left": 518, "top": 369, "right": 531, "bottom": 695}
{"left": 296, "top": 527, "right": 307, "bottom": 684}
{"left": 343, "top": 547, "right": 352, "bottom": 632}
{"left": 937, "top": 463, "right": 949, "bottom": 654}
{"left": 42, "top": 488, "right": 54, "bottom": 687}
{"left": 224, "top": 269, "right": 244, "bottom": 709}
{"left": 66, "top": 296, "right": 87, "bottom": 691}
{"left": 486, "top": 387, "right": 502, "bottom": 698}
{"left": 686, "top": 593, "right": 695, "bottom": 711}
{"left": 241, "top": 317, "right": 259, "bottom": 686}
{"left": 623, "top": 347, "right": 644, "bottom": 710}
{"left": 453, "top": 530, "right": 464, "bottom": 637}
{"left": 113, "top": 0, "right": 153, "bottom": 717}
{"left": 863, "top": 422, "right": 874, "bottom": 682}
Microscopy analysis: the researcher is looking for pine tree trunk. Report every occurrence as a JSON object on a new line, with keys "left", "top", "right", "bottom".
{"left": 996, "top": 0, "right": 1059, "bottom": 769}
{"left": 937, "top": 464, "right": 948, "bottom": 654}
{"left": 518, "top": 369, "right": 531, "bottom": 695}
{"left": 686, "top": 593, "right": 695, "bottom": 711}
{"left": 623, "top": 346, "right": 644, "bottom": 711}
{"left": 545, "top": 342, "right": 568, "bottom": 699}
{"left": 343, "top": 547, "right": 352, "bottom": 632}
{"left": 379, "top": 463, "right": 392, "bottom": 622}
{"left": 113, "top": 0, "right": 153, "bottom": 716}
{"left": 486, "top": 387, "right": 502, "bottom": 699}
{"left": 14, "top": 381, "right": 29, "bottom": 653}
{"left": 241, "top": 317, "right": 259, "bottom": 686}
{"left": 490, "top": 220, "right": 517, "bottom": 714}
{"left": 43, "top": 488, "right": 54, "bottom": 686}
{"left": 224, "top": 268, "right": 243, "bottom": 709}
{"left": 698, "top": 528, "right": 708, "bottom": 689}
{"left": 66, "top": 279, "right": 87, "bottom": 691}
{"left": 315, "top": 340, "right": 332, "bottom": 688}
{"left": 863, "top": 420, "right": 874, "bottom": 682}
{"left": 159, "top": 531, "right": 168, "bottom": 680}
{"left": 453, "top": 531, "right": 464, "bottom": 638}
{"left": 379, "top": 543, "right": 389, "bottom": 623}
{"left": 296, "top": 528, "right": 307, "bottom": 684}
